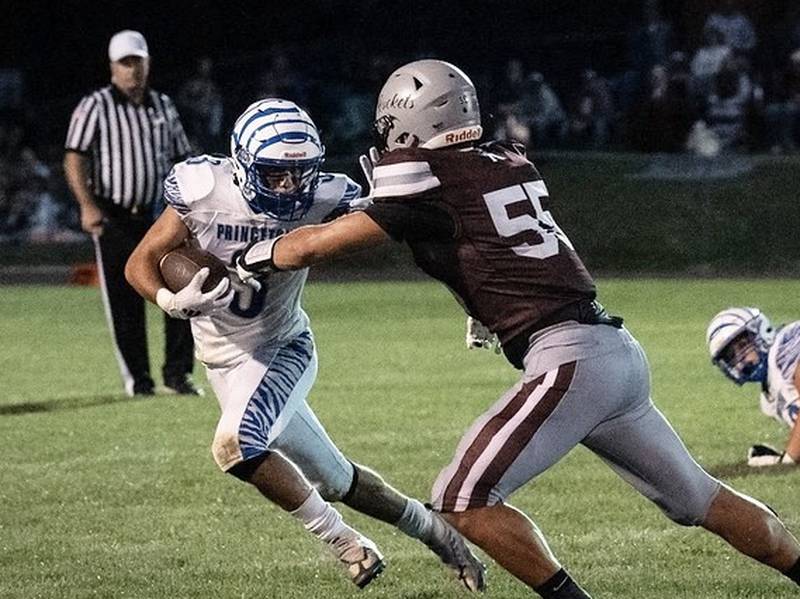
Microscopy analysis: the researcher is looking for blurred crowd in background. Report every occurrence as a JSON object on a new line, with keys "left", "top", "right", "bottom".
{"left": 3, "top": 0, "right": 800, "bottom": 242}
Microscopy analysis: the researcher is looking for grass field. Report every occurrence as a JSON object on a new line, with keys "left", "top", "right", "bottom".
{"left": 1, "top": 279, "right": 799, "bottom": 599}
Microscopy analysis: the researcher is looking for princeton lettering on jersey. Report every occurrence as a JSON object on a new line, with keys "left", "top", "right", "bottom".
{"left": 373, "top": 161, "right": 441, "bottom": 198}
{"left": 216, "top": 223, "right": 286, "bottom": 243}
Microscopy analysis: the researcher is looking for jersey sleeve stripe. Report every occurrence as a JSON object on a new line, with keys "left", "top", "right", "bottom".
{"left": 374, "top": 161, "right": 434, "bottom": 178}
{"left": 342, "top": 180, "right": 362, "bottom": 200}
{"left": 373, "top": 160, "right": 441, "bottom": 197}
{"left": 162, "top": 167, "right": 190, "bottom": 215}
{"left": 373, "top": 175, "right": 441, "bottom": 198}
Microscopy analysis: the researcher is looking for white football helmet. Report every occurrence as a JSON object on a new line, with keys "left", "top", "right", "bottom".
{"left": 706, "top": 307, "right": 775, "bottom": 385}
{"left": 230, "top": 98, "right": 324, "bottom": 220}
{"left": 373, "top": 59, "right": 482, "bottom": 154}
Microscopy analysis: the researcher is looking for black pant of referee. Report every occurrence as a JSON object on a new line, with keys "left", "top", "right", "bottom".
{"left": 94, "top": 201, "right": 196, "bottom": 396}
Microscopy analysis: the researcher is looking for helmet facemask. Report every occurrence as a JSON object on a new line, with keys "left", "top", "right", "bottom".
{"left": 707, "top": 307, "right": 774, "bottom": 385}
{"left": 713, "top": 330, "right": 769, "bottom": 384}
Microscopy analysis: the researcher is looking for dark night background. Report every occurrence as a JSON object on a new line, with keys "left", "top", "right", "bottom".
{"left": 3, "top": 1, "right": 800, "bottom": 273}
{"left": 3, "top": 0, "right": 798, "bottom": 154}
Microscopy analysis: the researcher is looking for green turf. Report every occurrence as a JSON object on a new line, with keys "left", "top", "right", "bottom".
{"left": 1, "top": 279, "right": 798, "bottom": 598}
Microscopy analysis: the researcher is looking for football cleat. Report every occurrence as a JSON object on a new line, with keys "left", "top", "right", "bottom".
{"left": 423, "top": 510, "right": 487, "bottom": 592}
{"left": 329, "top": 533, "right": 386, "bottom": 588}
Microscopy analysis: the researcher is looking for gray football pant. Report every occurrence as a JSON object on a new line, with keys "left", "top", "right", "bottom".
{"left": 432, "top": 323, "right": 721, "bottom": 525}
{"left": 269, "top": 400, "right": 354, "bottom": 500}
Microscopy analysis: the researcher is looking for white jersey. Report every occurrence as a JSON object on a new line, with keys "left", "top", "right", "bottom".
{"left": 760, "top": 321, "right": 800, "bottom": 427}
{"left": 163, "top": 154, "right": 362, "bottom": 366}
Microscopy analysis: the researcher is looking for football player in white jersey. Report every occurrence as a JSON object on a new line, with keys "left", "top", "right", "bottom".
{"left": 707, "top": 307, "right": 800, "bottom": 467}
{"left": 124, "top": 98, "right": 485, "bottom": 591}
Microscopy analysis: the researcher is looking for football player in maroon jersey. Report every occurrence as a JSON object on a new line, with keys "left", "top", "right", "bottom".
{"left": 235, "top": 60, "right": 800, "bottom": 598}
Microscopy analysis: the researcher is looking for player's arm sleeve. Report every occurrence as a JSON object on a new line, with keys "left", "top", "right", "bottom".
{"left": 163, "top": 95, "right": 193, "bottom": 161}
{"left": 364, "top": 200, "right": 455, "bottom": 242}
{"left": 65, "top": 95, "right": 99, "bottom": 153}
{"left": 162, "top": 166, "right": 191, "bottom": 216}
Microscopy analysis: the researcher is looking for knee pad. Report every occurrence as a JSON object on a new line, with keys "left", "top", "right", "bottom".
{"left": 211, "top": 429, "right": 243, "bottom": 471}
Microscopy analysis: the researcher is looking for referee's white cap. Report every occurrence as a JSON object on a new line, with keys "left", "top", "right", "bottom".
{"left": 108, "top": 30, "right": 149, "bottom": 62}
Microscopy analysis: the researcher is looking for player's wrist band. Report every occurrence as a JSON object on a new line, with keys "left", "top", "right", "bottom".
{"left": 240, "top": 236, "right": 284, "bottom": 274}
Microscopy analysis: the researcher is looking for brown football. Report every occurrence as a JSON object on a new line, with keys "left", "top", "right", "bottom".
{"left": 159, "top": 246, "right": 229, "bottom": 293}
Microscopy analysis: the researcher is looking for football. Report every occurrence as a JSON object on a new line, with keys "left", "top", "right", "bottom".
{"left": 159, "top": 245, "right": 229, "bottom": 293}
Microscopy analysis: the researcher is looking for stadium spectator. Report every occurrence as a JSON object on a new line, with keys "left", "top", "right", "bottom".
{"left": 0, "top": 117, "right": 75, "bottom": 242}
{"left": 235, "top": 58, "right": 800, "bottom": 598}
{"left": 615, "top": 0, "right": 675, "bottom": 118}
{"left": 177, "top": 57, "right": 224, "bottom": 153}
{"left": 568, "top": 69, "right": 615, "bottom": 148}
{"left": 628, "top": 0, "right": 674, "bottom": 77}
{"left": 765, "top": 49, "right": 800, "bottom": 153}
{"left": 706, "top": 307, "right": 799, "bottom": 468}
{"left": 63, "top": 30, "right": 197, "bottom": 397}
{"left": 703, "top": 0, "right": 756, "bottom": 58}
{"left": 494, "top": 72, "right": 567, "bottom": 150}
{"left": 629, "top": 64, "right": 698, "bottom": 152}
{"left": 702, "top": 55, "right": 763, "bottom": 151}
{"left": 255, "top": 48, "right": 310, "bottom": 108}
{"left": 691, "top": 26, "right": 733, "bottom": 98}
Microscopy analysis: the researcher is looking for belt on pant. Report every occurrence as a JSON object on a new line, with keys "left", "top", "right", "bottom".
{"left": 501, "top": 299, "right": 624, "bottom": 370}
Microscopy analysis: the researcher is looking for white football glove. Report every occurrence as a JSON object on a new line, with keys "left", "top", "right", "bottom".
{"left": 746, "top": 444, "right": 797, "bottom": 467}
{"left": 466, "top": 316, "right": 501, "bottom": 353}
{"left": 235, "top": 236, "right": 284, "bottom": 288}
{"left": 355, "top": 146, "right": 380, "bottom": 206}
{"left": 156, "top": 268, "right": 233, "bottom": 319}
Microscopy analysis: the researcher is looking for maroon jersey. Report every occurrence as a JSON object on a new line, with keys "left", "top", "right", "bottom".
{"left": 364, "top": 141, "right": 596, "bottom": 351}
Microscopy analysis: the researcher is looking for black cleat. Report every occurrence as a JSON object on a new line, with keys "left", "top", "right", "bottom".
{"left": 163, "top": 376, "right": 204, "bottom": 396}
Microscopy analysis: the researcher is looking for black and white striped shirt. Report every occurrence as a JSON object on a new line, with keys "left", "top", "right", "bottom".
{"left": 65, "top": 85, "right": 191, "bottom": 213}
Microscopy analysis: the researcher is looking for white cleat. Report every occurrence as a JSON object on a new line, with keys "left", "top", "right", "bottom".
{"left": 424, "top": 511, "right": 487, "bottom": 592}
{"left": 330, "top": 533, "right": 386, "bottom": 588}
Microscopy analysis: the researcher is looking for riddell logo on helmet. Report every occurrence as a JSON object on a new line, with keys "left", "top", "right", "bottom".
{"left": 282, "top": 151, "right": 307, "bottom": 158}
{"left": 445, "top": 128, "right": 481, "bottom": 144}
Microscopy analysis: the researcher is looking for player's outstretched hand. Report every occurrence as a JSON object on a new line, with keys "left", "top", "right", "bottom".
{"left": 156, "top": 268, "right": 234, "bottom": 319}
{"left": 746, "top": 444, "right": 797, "bottom": 467}
{"left": 358, "top": 146, "right": 380, "bottom": 199}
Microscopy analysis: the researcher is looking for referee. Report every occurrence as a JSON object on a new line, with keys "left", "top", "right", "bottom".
{"left": 64, "top": 30, "right": 198, "bottom": 397}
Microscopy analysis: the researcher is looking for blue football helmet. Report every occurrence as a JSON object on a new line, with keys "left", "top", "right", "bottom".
{"left": 230, "top": 98, "right": 325, "bottom": 220}
{"left": 706, "top": 307, "right": 775, "bottom": 385}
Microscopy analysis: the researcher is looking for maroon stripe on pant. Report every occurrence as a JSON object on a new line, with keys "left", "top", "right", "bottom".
{"left": 440, "top": 371, "right": 548, "bottom": 512}
{"left": 467, "top": 361, "right": 576, "bottom": 509}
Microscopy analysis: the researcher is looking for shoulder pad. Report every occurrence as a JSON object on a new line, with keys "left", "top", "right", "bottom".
{"left": 173, "top": 159, "right": 216, "bottom": 203}
{"left": 307, "top": 172, "right": 363, "bottom": 220}
{"left": 373, "top": 149, "right": 440, "bottom": 199}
